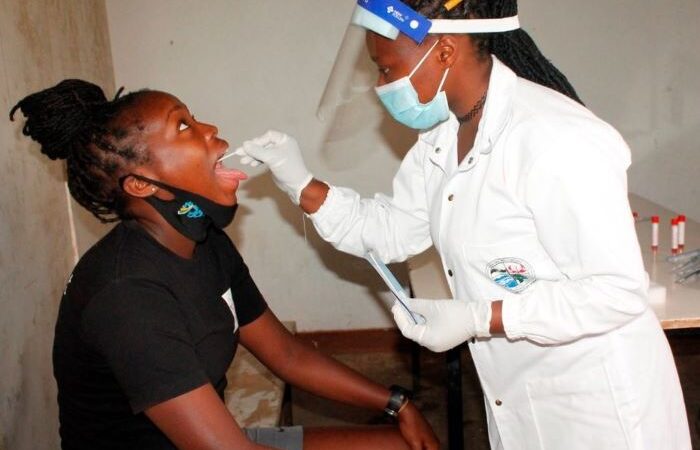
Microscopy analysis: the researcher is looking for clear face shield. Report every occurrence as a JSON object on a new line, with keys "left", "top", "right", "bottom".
{"left": 317, "top": 0, "right": 521, "bottom": 127}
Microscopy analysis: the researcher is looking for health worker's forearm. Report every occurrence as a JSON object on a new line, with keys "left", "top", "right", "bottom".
{"left": 299, "top": 178, "right": 329, "bottom": 214}
{"left": 490, "top": 300, "right": 504, "bottom": 335}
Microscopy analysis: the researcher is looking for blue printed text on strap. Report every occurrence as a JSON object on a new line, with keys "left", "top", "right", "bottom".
{"left": 357, "top": 0, "right": 432, "bottom": 43}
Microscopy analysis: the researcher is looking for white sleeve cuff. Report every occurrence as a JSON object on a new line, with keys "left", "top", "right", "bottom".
{"left": 307, "top": 182, "right": 339, "bottom": 221}
{"left": 474, "top": 300, "right": 493, "bottom": 338}
{"left": 501, "top": 294, "right": 525, "bottom": 340}
{"left": 307, "top": 184, "right": 362, "bottom": 248}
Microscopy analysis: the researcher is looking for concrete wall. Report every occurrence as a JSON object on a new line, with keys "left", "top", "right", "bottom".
{"left": 0, "top": 1, "right": 114, "bottom": 449}
{"left": 104, "top": 0, "right": 699, "bottom": 333}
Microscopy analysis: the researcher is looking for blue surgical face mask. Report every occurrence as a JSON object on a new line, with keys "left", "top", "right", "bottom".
{"left": 374, "top": 40, "right": 450, "bottom": 130}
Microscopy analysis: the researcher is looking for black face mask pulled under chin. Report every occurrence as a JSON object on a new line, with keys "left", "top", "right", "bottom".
{"left": 124, "top": 174, "right": 237, "bottom": 242}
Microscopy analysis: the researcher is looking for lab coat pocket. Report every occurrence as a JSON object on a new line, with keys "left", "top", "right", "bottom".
{"left": 526, "top": 363, "right": 630, "bottom": 450}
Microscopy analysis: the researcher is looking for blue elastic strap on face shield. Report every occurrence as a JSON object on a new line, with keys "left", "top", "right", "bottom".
{"left": 354, "top": 0, "right": 432, "bottom": 43}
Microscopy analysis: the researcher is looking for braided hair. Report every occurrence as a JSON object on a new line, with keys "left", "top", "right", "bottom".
{"left": 404, "top": 0, "right": 583, "bottom": 104}
{"left": 10, "top": 79, "right": 150, "bottom": 222}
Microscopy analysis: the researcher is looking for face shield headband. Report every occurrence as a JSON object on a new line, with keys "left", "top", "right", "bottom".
{"left": 315, "top": 0, "right": 521, "bottom": 121}
{"left": 315, "top": 0, "right": 521, "bottom": 144}
{"left": 352, "top": 0, "right": 521, "bottom": 44}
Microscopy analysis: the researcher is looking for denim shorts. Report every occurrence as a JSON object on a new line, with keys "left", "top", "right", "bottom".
{"left": 244, "top": 426, "right": 303, "bottom": 450}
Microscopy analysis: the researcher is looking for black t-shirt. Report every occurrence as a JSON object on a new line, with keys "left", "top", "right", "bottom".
{"left": 53, "top": 221, "right": 267, "bottom": 450}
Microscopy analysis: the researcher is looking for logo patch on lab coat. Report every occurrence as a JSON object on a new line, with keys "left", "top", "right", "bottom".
{"left": 487, "top": 258, "right": 535, "bottom": 292}
{"left": 221, "top": 288, "right": 239, "bottom": 332}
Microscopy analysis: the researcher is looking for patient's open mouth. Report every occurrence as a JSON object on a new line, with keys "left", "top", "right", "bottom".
{"left": 214, "top": 160, "right": 247, "bottom": 190}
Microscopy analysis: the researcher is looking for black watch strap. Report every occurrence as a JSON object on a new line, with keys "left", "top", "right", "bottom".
{"left": 384, "top": 385, "right": 412, "bottom": 418}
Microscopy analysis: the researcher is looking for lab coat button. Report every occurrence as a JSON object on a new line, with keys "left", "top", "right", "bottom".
{"left": 448, "top": 194, "right": 454, "bottom": 201}
{"left": 495, "top": 399, "right": 502, "bottom": 406}
{"left": 435, "top": 147, "right": 441, "bottom": 153}
{"left": 468, "top": 156, "right": 474, "bottom": 164}
{"left": 447, "top": 269, "right": 453, "bottom": 277}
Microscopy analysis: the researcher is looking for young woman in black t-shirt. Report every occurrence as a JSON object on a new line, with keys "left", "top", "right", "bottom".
{"left": 10, "top": 80, "right": 439, "bottom": 450}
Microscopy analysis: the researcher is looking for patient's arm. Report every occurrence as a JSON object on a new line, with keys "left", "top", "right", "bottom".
{"left": 240, "top": 309, "right": 388, "bottom": 411}
{"left": 145, "top": 384, "right": 274, "bottom": 450}
{"left": 240, "top": 309, "right": 438, "bottom": 449}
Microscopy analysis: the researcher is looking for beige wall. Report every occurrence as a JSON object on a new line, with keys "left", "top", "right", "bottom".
{"left": 105, "top": 0, "right": 699, "bottom": 333}
{"left": 520, "top": 0, "right": 700, "bottom": 224}
{"left": 0, "top": 1, "right": 114, "bottom": 449}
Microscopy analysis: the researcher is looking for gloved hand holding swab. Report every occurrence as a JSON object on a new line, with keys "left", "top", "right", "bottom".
{"left": 220, "top": 130, "right": 313, "bottom": 204}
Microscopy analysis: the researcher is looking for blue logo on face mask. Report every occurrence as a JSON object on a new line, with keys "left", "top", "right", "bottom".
{"left": 178, "top": 201, "right": 204, "bottom": 219}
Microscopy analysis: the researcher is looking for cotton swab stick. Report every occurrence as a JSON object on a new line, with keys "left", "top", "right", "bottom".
{"left": 217, "top": 149, "right": 240, "bottom": 162}
{"left": 218, "top": 143, "right": 270, "bottom": 164}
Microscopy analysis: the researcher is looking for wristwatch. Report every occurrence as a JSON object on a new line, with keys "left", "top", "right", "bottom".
{"left": 384, "top": 385, "right": 412, "bottom": 418}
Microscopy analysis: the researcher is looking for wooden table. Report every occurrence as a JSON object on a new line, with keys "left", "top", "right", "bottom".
{"left": 407, "top": 194, "right": 699, "bottom": 450}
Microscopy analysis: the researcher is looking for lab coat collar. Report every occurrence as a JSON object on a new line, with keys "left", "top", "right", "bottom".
{"left": 422, "top": 113, "right": 459, "bottom": 172}
{"left": 422, "top": 56, "right": 516, "bottom": 171}
{"left": 474, "top": 56, "right": 516, "bottom": 155}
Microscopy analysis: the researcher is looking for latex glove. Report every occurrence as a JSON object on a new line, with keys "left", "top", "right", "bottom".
{"left": 392, "top": 298, "right": 492, "bottom": 353}
{"left": 233, "top": 130, "right": 313, "bottom": 204}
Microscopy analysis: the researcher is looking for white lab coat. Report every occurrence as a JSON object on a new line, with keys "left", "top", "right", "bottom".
{"left": 309, "top": 57, "right": 691, "bottom": 449}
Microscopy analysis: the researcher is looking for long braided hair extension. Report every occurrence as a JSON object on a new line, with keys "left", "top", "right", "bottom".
{"left": 10, "top": 80, "right": 151, "bottom": 223}
{"left": 404, "top": 0, "right": 583, "bottom": 104}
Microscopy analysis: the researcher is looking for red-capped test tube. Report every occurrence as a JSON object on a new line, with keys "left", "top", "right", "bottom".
{"left": 651, "top": 216, "right": 659, "bottom": 252}
{"left": 671, "top": 218, "right": 679, "bottom": 254}
{"left": 678, "top": 215, "right": 686, "bottom": 251}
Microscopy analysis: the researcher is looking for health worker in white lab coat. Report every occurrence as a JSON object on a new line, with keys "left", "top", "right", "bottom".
{"left": 233, "top": 0, "right": 691, "bottom": 449}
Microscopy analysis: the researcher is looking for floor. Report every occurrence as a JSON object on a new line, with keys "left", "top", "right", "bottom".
{"left": 291, "top": 331, "right": 700, "bottom": 449}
